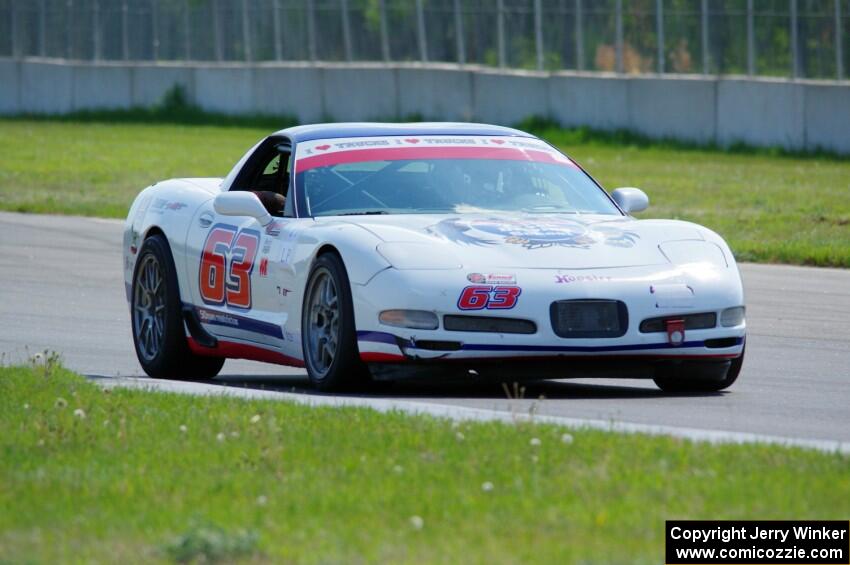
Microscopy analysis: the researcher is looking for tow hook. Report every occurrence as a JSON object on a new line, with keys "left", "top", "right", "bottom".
{"left": 666, "top": 319, "right": 685, "bottom": 346}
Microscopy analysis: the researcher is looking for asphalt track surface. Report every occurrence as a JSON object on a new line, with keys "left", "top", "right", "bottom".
{"left": 2, "top": 211, "right": 849, "bottom": 445}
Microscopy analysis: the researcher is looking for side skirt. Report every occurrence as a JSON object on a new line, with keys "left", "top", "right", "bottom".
{"left": 186, "top": 337, "right": 305, "bottom": 368}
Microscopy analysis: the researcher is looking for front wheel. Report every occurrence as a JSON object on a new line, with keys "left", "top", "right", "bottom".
{"left": 653, "top": 346, "right": 745, "bottom": 393}
{"left": 131, "top": 234, "right": 224, "bottom": 380}
{"left": 301, "top": 253, "right": 369, "bottom": 391}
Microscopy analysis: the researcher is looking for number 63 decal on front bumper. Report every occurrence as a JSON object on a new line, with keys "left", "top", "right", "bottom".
{"left": 457, "top": 285, "right": 522, "bottom": 310}
{"left": 199, "top": 224, "right": 260, "bottom": 309}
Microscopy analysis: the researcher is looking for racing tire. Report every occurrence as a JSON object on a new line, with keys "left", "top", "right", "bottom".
{"left": 131, "top": 234, "right": 225, "bottom": 380}
{"left": 301, "top": 252, "right": 370, "bottom": 391}
{"left": 653, "top": 345, "right": 745, "bottom": 393}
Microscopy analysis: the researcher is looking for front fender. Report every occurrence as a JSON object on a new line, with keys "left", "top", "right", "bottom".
{"left": 303, "top": 221, "right": 392, "bottom": 285}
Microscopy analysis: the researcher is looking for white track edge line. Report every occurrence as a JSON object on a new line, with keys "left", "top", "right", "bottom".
{"left": 92, "top": 376, "right": 850, "bottom": 455}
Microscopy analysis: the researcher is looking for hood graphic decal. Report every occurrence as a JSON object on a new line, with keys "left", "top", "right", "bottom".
{"left": 426, "top": 217, "right": 639, "bottom": 250}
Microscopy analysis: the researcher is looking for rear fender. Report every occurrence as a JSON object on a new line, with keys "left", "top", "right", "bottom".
{"left": 123, "top": 180, "right": 217, "bottom": 304}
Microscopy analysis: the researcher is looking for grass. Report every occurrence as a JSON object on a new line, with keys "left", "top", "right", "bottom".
{"left": 0, "top": 119, "right": 272, "bottom": 218}
{"left": 0, "top": 110, "right": 849, "bottom": 266}
{"left": 1, "top": 363, "right": 848, "bottom": 564}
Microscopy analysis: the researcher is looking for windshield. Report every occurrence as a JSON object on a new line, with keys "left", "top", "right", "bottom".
{"left": 294, "top": 135, "right": 621, "bottom": 217}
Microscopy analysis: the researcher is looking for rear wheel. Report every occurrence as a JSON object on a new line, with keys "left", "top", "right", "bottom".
{"left": 131, "top": 234, "right": 224, "bottom": 380}
{"left": 653, "top": 346, "right": 745, "bottom": 393}
{"left": 301, "top": 253, "right": 369, "bottom": 391}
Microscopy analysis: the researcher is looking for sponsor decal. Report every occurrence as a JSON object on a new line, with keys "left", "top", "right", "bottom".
{"left": 457, "top": 285, "right": 522, "bottom": 310}
{"left": 418, "top": 137, "right": 475, "bottom": 145}
{"left": 265, "top": 220, "right": 283, "bottom": 237}
{"left": 193, "top": 305, "right": 284, "bottom": 339}
{"left": 276, "top": 286, "right": 291, "bottom": 297}
{"left": 505, "top": 139, "right": 545, "bottom": 149}
{"left": 555, "top": 274, "right": 614, "bottom": 284}
{"left": 429, "top": 217, "right": 639, "bottom": 250}
{"left": 467, "top": 273, "right": 517, "bottom": 285}
{"left": 151, "top": 198, "right": 187, "bottom": 212}
{"left": 337, "top": 139, "right": 391, "bottom": 149}
{"left": 295, "top": 135, "right": 574, "bottom": 173}
{"left": 304, "top": 140, "right": 393, "bottom": 155}
{"left": 272, "top": 224, "right": 301, "bottom": 268}
{"left": 197, "top": 308, "right": 240, "bottom": 327}
{"left": 259, "top": 257, "right": 269, "bottom": 277}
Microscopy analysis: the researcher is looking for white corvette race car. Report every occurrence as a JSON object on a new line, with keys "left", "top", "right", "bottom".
{"left": 124, "top": 123, "right": 745, "bottom": 391}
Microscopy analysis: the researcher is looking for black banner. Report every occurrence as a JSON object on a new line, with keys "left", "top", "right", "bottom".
{"left": 666, "top": 521, "right": 849, "bottom": 564}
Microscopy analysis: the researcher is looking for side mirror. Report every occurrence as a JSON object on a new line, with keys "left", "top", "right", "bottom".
{"left": 611, "top": 187, "right": 649, "bottom": 214}
{"left": 213, "top": 191, "right": 273, "bottom": 226}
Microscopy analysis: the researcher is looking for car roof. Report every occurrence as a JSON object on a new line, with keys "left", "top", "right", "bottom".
{"left": 275, "top": 122, "right": 536, "bottom": 143}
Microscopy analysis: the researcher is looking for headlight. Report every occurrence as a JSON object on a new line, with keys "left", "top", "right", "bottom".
{"left": 720, "top": 306, "right": 746, "bottom": 327}
{"left": 379, "top": 310, "right": 439, "bottom": 330}
{"left": 659, "top": 241, "right": 728, "bottom": 268}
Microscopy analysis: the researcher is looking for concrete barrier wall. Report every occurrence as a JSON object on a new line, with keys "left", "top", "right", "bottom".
{"left": 628, "top": 76, "right": 717, "bottom": 144}
{"left": 717, "top": 79, "right": 806, "bottom": 149}
{"left": 1, "top": 58, "right": 848, "bottom": 154}
{"left": 547, "top": 73, "right": 629, "bottom": 130}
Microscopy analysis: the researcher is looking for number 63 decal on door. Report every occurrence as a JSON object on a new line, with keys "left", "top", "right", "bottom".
{"left": 199, "top": 224, "right": 260, "bottom": 309}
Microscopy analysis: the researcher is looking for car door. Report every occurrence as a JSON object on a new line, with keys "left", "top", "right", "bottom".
{"left": 183, "top": 140, "right": 295, "bottom": 354}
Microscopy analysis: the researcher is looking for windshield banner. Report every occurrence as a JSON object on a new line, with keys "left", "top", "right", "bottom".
{"left": 294, "top": 136, "right": 577, "bottom": 173}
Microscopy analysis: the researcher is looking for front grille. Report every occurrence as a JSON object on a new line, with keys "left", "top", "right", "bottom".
{"left": 443, "top": 315, "right": 537, "bottom": 334}
{"left": 639, "top": 312, "right": 717, "bottom": 333}
{"left": 550, "top": 299, "right": 628, "bottom": 338}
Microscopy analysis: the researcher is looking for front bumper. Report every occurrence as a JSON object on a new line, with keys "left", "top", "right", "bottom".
{"left": 353, "top": 264, "right": 746, "bottom": 378}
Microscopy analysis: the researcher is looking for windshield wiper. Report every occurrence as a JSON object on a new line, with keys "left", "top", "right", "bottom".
{"left": 336, "top": 210, "right": 390, "bottom": 216}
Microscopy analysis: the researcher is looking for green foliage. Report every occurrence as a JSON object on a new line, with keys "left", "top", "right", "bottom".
{"left": 163, "top": 523, "right": 259, "bottom": 563}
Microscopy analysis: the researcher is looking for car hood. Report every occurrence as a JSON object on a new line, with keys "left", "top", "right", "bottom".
{"left": 324, "top": 213, "right": 707, "bottom": 270}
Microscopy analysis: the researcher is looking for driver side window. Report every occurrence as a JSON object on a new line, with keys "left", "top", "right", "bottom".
{"left": 231, "top": 138, "right": 292, "bottom": 217}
